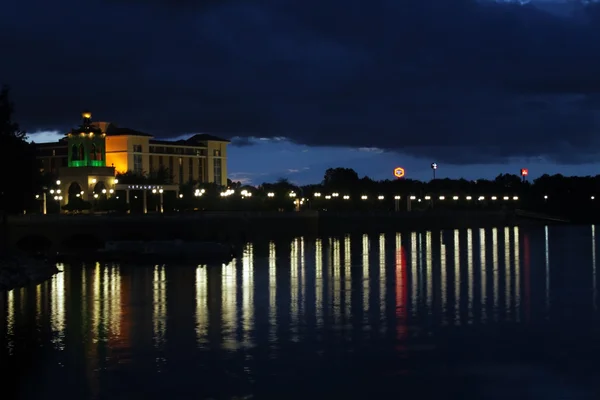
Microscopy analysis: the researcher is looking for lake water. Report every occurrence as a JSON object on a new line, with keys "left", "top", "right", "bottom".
{"left": 3, "top": 225, "right": 600, "bottom": 399}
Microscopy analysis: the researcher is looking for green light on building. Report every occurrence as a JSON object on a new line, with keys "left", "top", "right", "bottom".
{"left": 67, "top": 111, "right": 107, "bottom": 168}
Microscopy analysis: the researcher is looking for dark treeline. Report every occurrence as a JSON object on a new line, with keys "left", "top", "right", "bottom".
{"left": 287, "top": 167, "right": 600, "bottom": 202}
{"left": 241, "top": 168, "right": 599, "bottom": 220}
{"left": 0, "top": 85, "right": 46, "bottom": 215}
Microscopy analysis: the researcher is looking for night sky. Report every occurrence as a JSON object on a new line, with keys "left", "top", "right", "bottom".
{"left": 4, "top": 0, "right": 600, "bottom": 185}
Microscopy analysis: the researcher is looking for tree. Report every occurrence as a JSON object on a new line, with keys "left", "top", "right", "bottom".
{"left": 494, "top": 173, "right": 522, "bottom": 189}
{"left": 61, "top": 197, "right": 92, "bottom": 213}
{"left": 322, "top": 168, "right": 360, "bottom": 189}
{"left": 116, "top": 166, "right": 174, "bottom": 185}
{"left": 227, "top": 178, "right": 242, "bottom": 189}
{"left": 260, "top": 177, "right": 298, "bottom": 194}
{"left": 148, "top": 165, "right": 173, "bottom": 184}
{"left": 0, "top": 85, "right": 38, "bottom": 214}
{"left": 179, "top": 180, "right": 197, "bottom": 198}
{"left": 115, "top": 170, "right": 147, "bottom": 184}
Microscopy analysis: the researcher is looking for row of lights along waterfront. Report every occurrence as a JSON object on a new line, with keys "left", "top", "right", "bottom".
{"left": 35, "top": 180, "right": 119, "bottom": 199}
{"left": 34, "top": 179, "right": 121, "bottom": 214}
{"left": 223, "top": 191, "right": 594, "bottom": 201}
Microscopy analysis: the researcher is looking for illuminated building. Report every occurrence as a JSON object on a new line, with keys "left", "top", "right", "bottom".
{"left": 36, "top": 111, "right": 230, "bottom": 189}
{"left": 37, "top": 112, "right": 117, "bottom": 205}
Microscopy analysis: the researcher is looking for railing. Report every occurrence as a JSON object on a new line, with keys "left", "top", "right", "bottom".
{"left": 7, "top": 210, "right": 319, "bottom": 223}
{"left": 514, "top": 209, "right": 569, "bottom": 223}
{"left": 317, "top": 209, "right": 509, "bottom": 218}
{"left": 7, "top": 209, "right": 570, "bottom": 224}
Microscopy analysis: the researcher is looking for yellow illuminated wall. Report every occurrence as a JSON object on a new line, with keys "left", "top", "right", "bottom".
{"left": 104, "top": 136, "right": 129, "bottom": 173}
{"left": 147, "top": 154, "right": 207, "bottom": 185}
{"left": 105, "top": 135, "right": 150, "bottom": 174}
{"left": 207, "top": 141, "right": 228, "bottom": 186}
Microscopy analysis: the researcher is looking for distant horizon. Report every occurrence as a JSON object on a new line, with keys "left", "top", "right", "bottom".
{"left": 28, "top": 130, "right": 600, "bottom": 187}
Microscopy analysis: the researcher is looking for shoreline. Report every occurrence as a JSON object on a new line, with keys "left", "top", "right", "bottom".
{"left": 5, "top": 209, "right": 571, "bottom": 253}
{"left": 0, "top": 255, "right": 60, "bottom": 292}
{"left": 317, "top": 209, "right": 568, "bottom": 234}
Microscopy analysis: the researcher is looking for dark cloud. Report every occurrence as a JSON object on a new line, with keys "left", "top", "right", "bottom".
{"left": 229, "top": 136, "right": 255, "bottom": 147}
{"left": 3, "top": 0, "right": 600, "bottom": 164}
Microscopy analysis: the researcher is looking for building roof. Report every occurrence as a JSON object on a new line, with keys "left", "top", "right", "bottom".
{"left": 186, "top": 133, "right": 230, "bottom": 143}
{"left": 65, "top": 112, "right": 230, "bottom": 141}
{"left": 149, "top": 139, "right": 181, "bottom": 145}
{"left": 97, "top": 122, "right": 227, "bottom": 142}
{"left": 34, "top": 139, "right": 67, "bottom": 147}
{"left": 104, "top": 124, "right": 153, "bottom": 137}
{"left": 150, "top": 133, "right": 230, "bottom": 146}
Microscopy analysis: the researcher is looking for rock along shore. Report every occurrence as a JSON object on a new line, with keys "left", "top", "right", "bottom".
{"left": 0, "top": 254, "right": 60, "bottom": 291}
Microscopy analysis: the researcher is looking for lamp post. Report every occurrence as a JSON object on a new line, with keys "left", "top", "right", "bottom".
{"left": 394, "top": 195, "right": 400, "bottom": 212}
{"left": 520, "top": 168, "right": 528, "bottom": 183}
{"left": 289, "top": 191, "right": 299, "bottom": 211}
{"left": 152, "top": 188, "right": 164, "bottom": 213}
{"left": 431, "top": 162, "right": 438, "bottom": 180}
{"left": 295, "top": 186, "right": 305, "bottom": 211}
{"left": 159, "top": 189, "right": 164, "bottom": 214}
{"left": 37, "top": 186, "right": 49, "bottom": 215}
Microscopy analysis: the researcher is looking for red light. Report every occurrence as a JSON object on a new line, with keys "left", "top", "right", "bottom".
{"left": 394, "top": 167, "right": 405, "bottom": 179}
{"left": 521, "top": 168, "right": 528, "bottom": 177}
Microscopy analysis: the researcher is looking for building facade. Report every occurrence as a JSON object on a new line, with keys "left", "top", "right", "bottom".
{"left": 36, "top": 112, "right": 229, "bottom": 186}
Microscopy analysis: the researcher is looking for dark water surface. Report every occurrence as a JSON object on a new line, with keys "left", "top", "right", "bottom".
{"left": 3, "top": 225, "right": 600, "bottom": 399}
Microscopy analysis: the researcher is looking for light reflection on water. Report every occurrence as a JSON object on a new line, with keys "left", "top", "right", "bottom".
{"left": 269, "top": 241, "right": 277, "bottom": 337}
{"left": 467, "top": 229, "right": 473, "bottom": 322}
{"left": 195, "top": 265, "right": 208, "bottom": 345}
{"left": 480, "top": 228, "right": 486, "bottom": 323}
{"left": 493, "top": 227, "right": 499, "bottom": 321}
{"left": 594, "top": 225, "right": 597, "bottom": 311}
{"left": 545, "top": 225, "right": 551, "bottom": 314}
{"left": 50, "top": 266, "right": 65, "bottom": 349}
{"left": 242, "top": 243, "right": 253, "bottom": 347}
{"left": 153, "top": 265, "right": 166, "bottom": 349}
{"left": 3, "top": 225, "right": 600, "bottom": 398}
{"left": 316, "top": 238, "right": 324, "bottom": 327}
{"left": 454, "top": 230, "right": 460, "bottom": 325}
{"left": 221, "top": 260, "right": 236, "bottom": 350}
{"left": 514, "top": 226, "right": 521, "bottom": 322}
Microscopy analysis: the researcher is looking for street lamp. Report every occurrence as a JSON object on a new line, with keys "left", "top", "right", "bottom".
{"left": 431, "top": 162, "right": 438, "bottom": 180}
{"left": 150, "top": 188, "right": 165, "bottom": 212}
{"left": 39, "top": 186, "right": 48, "bottom": 215}
{"left": 520, "top": 168, "right": 528, "bottom": 183}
